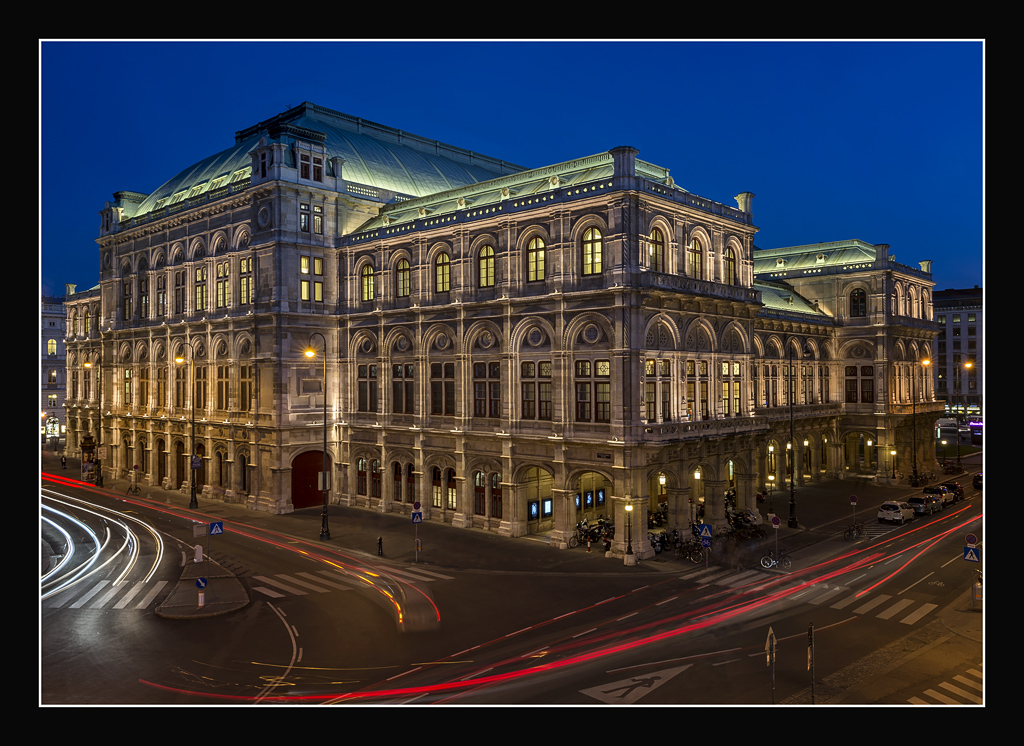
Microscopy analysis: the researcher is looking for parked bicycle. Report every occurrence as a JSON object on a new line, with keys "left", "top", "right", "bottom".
{"left": 760, "top": 549, "right": 792, "bottom": 570}
{"left": 843, "top": 523, "right": 865, "bottom": 540}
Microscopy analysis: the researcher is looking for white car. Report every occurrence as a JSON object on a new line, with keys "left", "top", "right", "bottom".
{"left": 878, "top": 501, "right": 915, "bottom": 524}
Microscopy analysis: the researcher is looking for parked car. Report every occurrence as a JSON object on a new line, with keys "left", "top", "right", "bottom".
{"left": 878, "top": 501, "right": 915, "bottom": 524}
{"left": 923, "top": 485, "right": 953, "bottom": 507}
{"left": 908, "top": 494, "right": 942, "bottom": 516}
{"left": 940, "top": 480, "right": 964, "bottom": 501}
{"left": 973, "top": 472, "right": 982, "bottom": 489}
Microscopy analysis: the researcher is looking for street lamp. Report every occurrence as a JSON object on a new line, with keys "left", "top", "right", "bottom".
{"left": 175, "top": 338, "right": 203, "bottom": 509}
{"left": 305, "top": 333, "right": 331, "bottom": 541}
{"left": 624, "top": 503, "right": 634, "bottom": 562}
{"left": 84, "top": 358, "right": 103, "bottom": 486}
{"left": 911, "top": 358, "right": 931, "bottom": 486}
{"left": 955, "top": 360, "right": 972, "bottom": 470}
{"left": 890, "top": 448, "right": 897, "bottom": 480}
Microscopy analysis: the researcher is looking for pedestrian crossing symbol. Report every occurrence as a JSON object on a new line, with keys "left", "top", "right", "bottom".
{"left": 964, "top": 547, "right": 980, "bottom": 562}
{"left": 699, "top": 524, "right": 712, "bottom": 539}
{"left": 210, "top": 522, "right": 223, "bottom": 535}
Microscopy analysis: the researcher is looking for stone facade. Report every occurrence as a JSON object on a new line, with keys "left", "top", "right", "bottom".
{"left": 63, "top": 102, "right": 944, "bottom": 559}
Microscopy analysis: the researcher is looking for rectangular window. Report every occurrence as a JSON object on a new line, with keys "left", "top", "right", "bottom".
{"left": 300, "top": 154, "right": 310, "bottom": 180}
{"left": 575, "top": 382, "right": 591, "bottom": 421}
{"left": 358, "top": 365, "right": 378, "bottom": 412}
{"left": 239, "top": 365, "right": 252, "bottom": 412}
{"left": 392, "top": 364, "right": 414, "bottom": 414}
{"left": 216, "top": 261, "right": 230, "bottom": 308}
{"left": 472, "top": 362, "right": 500, "bottom": 417}
{"left": 431, "top": 362, "right": 455, "bottom": 415}
{"left": 194, "top": 266, "right": 207, "bottom": 311}
{"left": 313, "top": 205, "right": 323, "bottom": 234}
{"left": 522, "top": 381, "right": 536, "bottom": 419}
{"left": 217, "top": 365, "right": 229, "bottom": 410}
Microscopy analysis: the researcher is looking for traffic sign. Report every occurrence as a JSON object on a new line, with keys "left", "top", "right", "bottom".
{"left": 210, "top": 521, "right": 223, "bottom": 535}
{"left": 411, "top": 511, "right": 423, "bottom": 524}
{"left": 965, "top": 533, "right": 978, "bottom": 546}
{"left": 771, "top": 515, "right": 781, "bottom": 529}
{"left": 850, "top": 494, "right": 857, "bottom": 504}
{"left": 964, "top": 547, "right": 980, "bottom": 562}
{"left": 195, "top": 578, "right": 207, "bottom": 588}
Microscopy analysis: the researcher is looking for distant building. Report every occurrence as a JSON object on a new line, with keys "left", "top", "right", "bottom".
{"left": 41, "top": 294, "right": 67, "bottom": 447}
{"left": 63, "top": 102, "right": 943, "bottom": 556}
{"left": 931, "top": 286, "right": 983, "bottom": 419}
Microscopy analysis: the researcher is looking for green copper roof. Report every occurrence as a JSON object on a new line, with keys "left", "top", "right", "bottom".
{"left": 755, "top": 280, "right": 830, "bottom": 317}
{"left": 127, "top": 102, "right": 528, "bottom": 217}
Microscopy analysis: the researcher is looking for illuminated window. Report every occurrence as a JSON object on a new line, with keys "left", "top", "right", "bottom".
{"left": 582, "top": 227, "right": 603, "bottom": 275}
{"left": 435, "top": 253, "right": 451, "bottom": 293}
{"left": 479, "top": 245, "right": 495, "bottom": 287}
{"left": 649, "top": 228, "right": 664, "bottom": 272}
{"left": 361, "top": 265, "right": 375, "bottom": 301}
{"left": 723, "top": 248, "right": 737, "bottom": 285}
{"left": 527, "top": 237, "right": 545, "bottom": 282}
{"left": 396, "top": 259, "right": 411, "bottom": 297}
{"left": 688, "top": 239, "right": 703, "bottom": 279}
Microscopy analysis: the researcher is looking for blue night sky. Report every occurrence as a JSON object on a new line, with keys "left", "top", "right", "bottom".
{"left": 39, "top": 40, "right": 984, "bottom": 299}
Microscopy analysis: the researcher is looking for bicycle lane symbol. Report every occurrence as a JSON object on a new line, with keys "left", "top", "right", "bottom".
{"left": 580, "top": 665, "right": 692, "bottom": 704}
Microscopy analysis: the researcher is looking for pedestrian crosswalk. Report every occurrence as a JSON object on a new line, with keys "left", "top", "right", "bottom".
{"left": 42, "top": 565, "right": 454, "bottom": 610}
{"left": 45, "top": 580, "right": 170, "bottom": 610}
{"left": 677, "top": 564, "right": 942, "bottom": 626}
{"left": 908, "top": 664, "right": 983, "bottom": 704}
{"left": 251, "top": 565, "right": 453, "bottom": 599}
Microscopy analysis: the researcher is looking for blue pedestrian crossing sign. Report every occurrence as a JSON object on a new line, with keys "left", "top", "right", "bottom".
{"left": 209, "top": 521, "right": 223, "bottom": 535}
{"left": 964, "top": 546, "right": 980, "bottom": 562}
{"left": 411, "top": 511, "right": 423, "bottom": 524}
{"left": 699, "top": 524, "right": 712, "bottom": 547}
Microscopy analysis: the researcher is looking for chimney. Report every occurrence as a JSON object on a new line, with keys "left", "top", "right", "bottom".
{"left": 735, "top": 192, "right": 755, "bottom": 216}
{"left": 65, "top": 283, "right": 77, "bottom": 296}
{"left": 609, "top": 146, "right": 639, "bottom": 178}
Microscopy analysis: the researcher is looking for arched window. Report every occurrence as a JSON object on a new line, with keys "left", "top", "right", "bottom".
{"left": 432, "top": 466, "right": 443, "bottom": 508}
{"left": 474, "top": 471, "right": 486, "bottom": 515}
{"left": 357, "top": 458, "right": 368, "bottom": 495}
{"left": 582, "top": 227, "right": 603, "bottom": 275}
{"left": 849, "top": 289, "right": 867, "bottom": 317}
{"left": 723, "top": 248, "right": 737, "bottom": 285}
{"left": 370, "top": 459, "right": 381, "bottom": 498}
{"left": 446, "top": 468, "right": 458, "bottom": 510}
{"left": 479, "top": 245, "right": 495, "bottom": 288}
{"left": 491, "top": 473, "right": 503, "bottom": 518}
{"left": 688, "top": 238, "right": 703, "bottom": 279}
{"left": 649, "top": 228, "right": 664, "bottom": 273}
{"left": 527, "top": 237, "right": 545, "bottom": 282}
{"left": 361, "top": 264, "right": 374, "bottom": 301}
{"left": 396, "top": 258, "right": 410, "bottom": 298}
{"left": 435, "top": 253, "right": 451, "bottom": 293}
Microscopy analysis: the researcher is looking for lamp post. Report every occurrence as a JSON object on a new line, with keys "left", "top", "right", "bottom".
{"left": 624, "top": 502, "right": 634, "bottom": 564}
{"left": 84, "top": 357, "right": 103, "bottom": 486}
{"left": 955, "top": 360, "right": 972, "bottom": 471}
{"left": 890, "top": 448, "right": 897, "bottom": 480}
{"left": 305, "top": 333, "right": 331, "bottom": 541}
{"left": 786, "top": 342, "right": 799, "bottom": 528}
{"left": 911, "top": 358, "right": 931, "bottom": 487}
{"left": 175, "top": 338, "right": 203, "bottom": 509}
